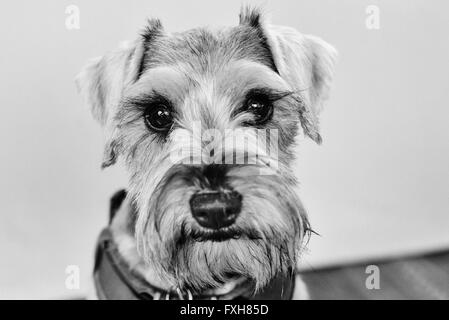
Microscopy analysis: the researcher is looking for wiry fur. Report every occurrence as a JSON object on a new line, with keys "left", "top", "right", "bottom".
{"left": 76, "top": 7, "right": 337, "bottom": 296}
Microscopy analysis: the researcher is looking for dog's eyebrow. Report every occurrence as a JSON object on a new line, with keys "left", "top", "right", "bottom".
{"left": 122, "top": 91, "right": 172, "bottom": 111}
{"left": 244, "top": 87, "right": 295, "bottom": 102}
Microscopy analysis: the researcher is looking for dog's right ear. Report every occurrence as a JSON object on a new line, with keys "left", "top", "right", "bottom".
{"left": 75, "top": 41, "right": 141, "bottom": 126}
{"left": 76, "top": 19, "right": 163, "bottom": 167}
{"left": 75, "top": 19, "right": 163, "bottom": 127}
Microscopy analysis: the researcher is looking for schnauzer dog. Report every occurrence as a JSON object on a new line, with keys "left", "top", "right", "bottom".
{"left": 76, "top": 7, "right": 337, "bottom": 300}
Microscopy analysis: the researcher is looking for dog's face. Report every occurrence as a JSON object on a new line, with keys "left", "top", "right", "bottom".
{"left": 77, "top": 8, "right": 336, "bottom": 292}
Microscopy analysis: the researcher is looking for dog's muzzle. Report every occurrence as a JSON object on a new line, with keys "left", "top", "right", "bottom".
{"left": 93, "top": 190, "right": 297, "bottom": 300}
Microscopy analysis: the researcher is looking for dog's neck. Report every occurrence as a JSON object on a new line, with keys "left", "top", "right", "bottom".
{"left": 108, "top": 191, "right": 245, "bottom": 297}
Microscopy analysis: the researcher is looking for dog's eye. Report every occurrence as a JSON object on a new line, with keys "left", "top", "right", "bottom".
{"left": 245, "top": 97, "right": 273, "bottom": 125}
{"left": 144, "top": 104, "right": 173, "bottom": 132}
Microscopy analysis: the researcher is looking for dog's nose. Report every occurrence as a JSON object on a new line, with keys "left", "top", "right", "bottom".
{"left": 190, "top": 191, "right": 242, "bottom": 229}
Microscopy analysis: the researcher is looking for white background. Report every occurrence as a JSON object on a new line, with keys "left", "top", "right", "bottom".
{"left": 0, "top": 0, "right": 448, "bottom": 298}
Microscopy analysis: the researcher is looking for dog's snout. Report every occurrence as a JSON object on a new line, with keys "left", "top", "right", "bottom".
{"left": 190, "top": 191, "right": 242, "bottom": 229}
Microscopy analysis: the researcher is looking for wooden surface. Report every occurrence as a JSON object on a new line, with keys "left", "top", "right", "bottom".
{"left": 302, "top": 250, "right": 449, "bottom": 300}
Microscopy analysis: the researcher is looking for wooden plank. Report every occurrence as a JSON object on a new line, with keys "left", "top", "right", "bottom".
{"left": 301, "top": 250, "right": 449, "bottom": 299}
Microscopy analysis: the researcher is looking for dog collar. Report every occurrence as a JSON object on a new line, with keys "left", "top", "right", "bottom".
{"left": 92, "top": 190, "right": 296, "bottom": 300}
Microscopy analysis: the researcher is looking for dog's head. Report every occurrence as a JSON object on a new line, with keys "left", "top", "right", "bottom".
{"left": 77, "top": 7, "right": 337, "bottom": 293}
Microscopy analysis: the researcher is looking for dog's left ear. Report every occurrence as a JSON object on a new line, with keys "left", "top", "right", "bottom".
{"left": 267, "top": 26, "right": 337, "bottom": 144}
{"left": 240, "top": 9, "right": 337, "bottom": 143}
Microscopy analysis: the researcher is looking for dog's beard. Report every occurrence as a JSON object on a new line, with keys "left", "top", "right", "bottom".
{"left": 133, "top": 164, "right": 309, "bottom": 293}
